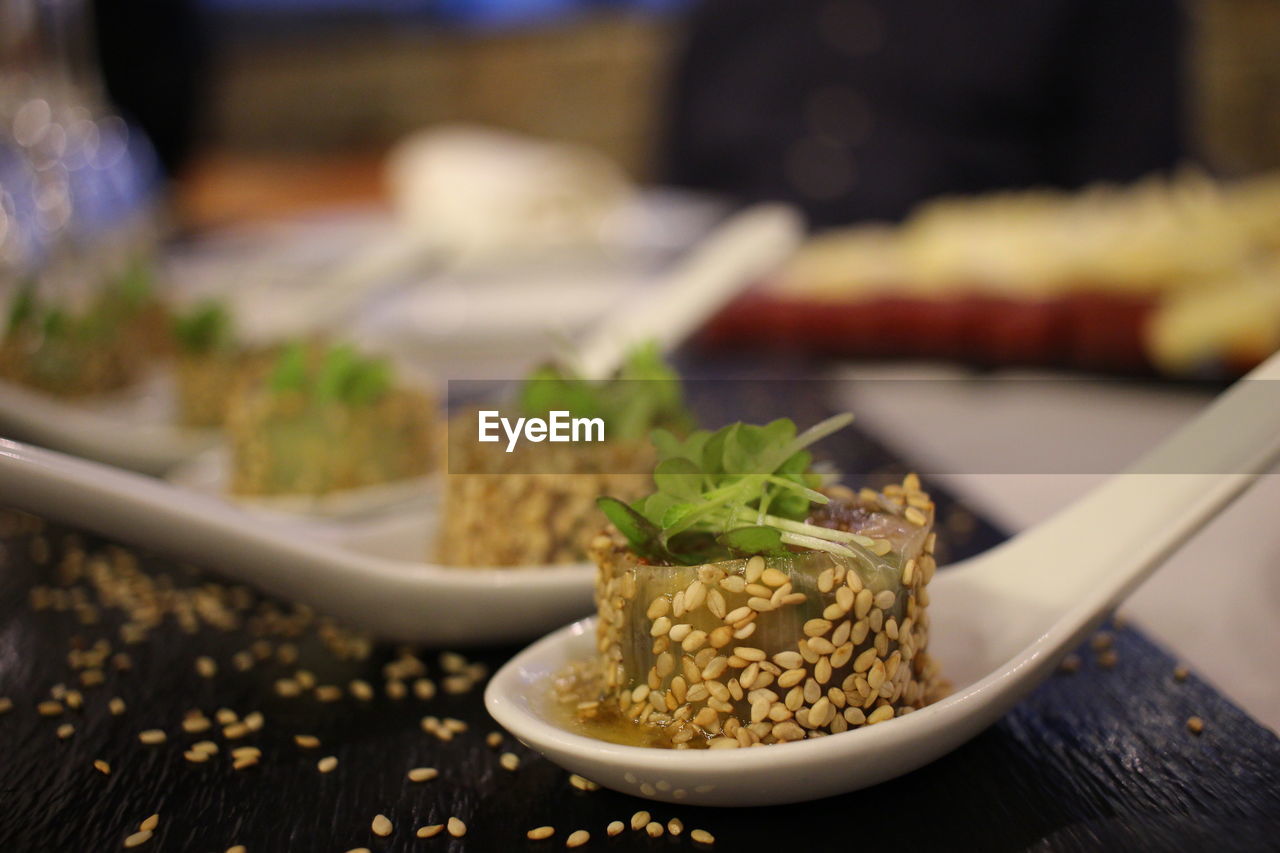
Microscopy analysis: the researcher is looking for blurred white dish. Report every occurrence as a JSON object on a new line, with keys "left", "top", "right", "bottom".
{"left": 0, "top": 438, "right": 594, "bottom": 644}
{"left": 0, "top": 370, "right": 218, "bottom": 475}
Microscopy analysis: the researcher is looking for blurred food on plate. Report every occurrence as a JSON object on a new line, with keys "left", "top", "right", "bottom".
{"left": 438, "top": 342, "right": 689, "bottom": 568}
{"left": 705, "top": 170, "right": 1280, "bottom": 376}
{"left": 228, "top": 341, "right": 436, "bottom": 497}
{"left": 0, "top": 258, "right": 166, "bottom": 396}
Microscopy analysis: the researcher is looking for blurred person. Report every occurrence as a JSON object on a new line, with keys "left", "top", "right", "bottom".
{"left": 660, "top": 0, "right": 1187, "bottom": 228}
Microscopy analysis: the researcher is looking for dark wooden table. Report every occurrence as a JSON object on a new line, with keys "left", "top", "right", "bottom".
{"left": 2, "top": 381, "right": 1278, "bottom": 853}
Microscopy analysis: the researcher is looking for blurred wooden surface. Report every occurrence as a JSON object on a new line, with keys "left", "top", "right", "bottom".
{"left": 1, "top": 384, "right": 1278, "bottom": 851}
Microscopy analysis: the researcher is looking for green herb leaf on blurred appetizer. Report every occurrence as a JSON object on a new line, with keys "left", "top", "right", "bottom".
{"left": 519, "top": 340, "right": 691, "bottom": 441}
{"left": 269, "top": 342, "right": 309, "bottom": 393}
{"left": 114, "top": 256, "right": 154, "bottom": 311}
{"left": 6, "top": 283, "right": 37, "bottom": 333}
{"left": 173, "top": 301, "right": 233, "bottom": 355}
{"left": 599, "top": 413, "right": 877, "bottom": 565}
{"left": 268, "top": 341, "right": 394, "bottom": 405}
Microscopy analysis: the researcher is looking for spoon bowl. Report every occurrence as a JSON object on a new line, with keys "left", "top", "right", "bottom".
{"left": 0, "top": 437, "right": 595, "bottom": 644}
{"left": 486, "top": 351, "right": 1280, "bottom": 805}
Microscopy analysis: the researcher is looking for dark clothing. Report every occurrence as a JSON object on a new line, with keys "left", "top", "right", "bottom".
{"left": 660, "top": 0, "right": 1188, "bottom": 228}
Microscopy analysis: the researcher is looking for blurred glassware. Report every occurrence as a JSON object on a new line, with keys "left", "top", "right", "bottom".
{"left": 0, "top": 0, "right": 161, "bottom": 307}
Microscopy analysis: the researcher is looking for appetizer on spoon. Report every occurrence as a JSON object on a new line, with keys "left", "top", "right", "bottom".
{"left": 486, "top": 350, "right": 1280, "bottom": 805}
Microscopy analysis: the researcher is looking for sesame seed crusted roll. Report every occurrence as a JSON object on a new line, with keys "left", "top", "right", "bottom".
{"left": 587, "top": 476, "right": 943, "bottom": 747}
{"left": 437, "top": 433, "right": 654, "bottom": 567}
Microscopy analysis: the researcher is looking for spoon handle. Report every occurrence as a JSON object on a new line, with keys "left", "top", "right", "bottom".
{"left": 573, "top": 203, "right": 804, "bottom": 380}
{"left": 977, "top": 350, "right": 1280, "bottom": 608}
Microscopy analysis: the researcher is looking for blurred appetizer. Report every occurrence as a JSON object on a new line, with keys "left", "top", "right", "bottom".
{"left": 228, "top": 342, "right": 435, "bottom": 497}
{"left": 559, "top": 413, "right": 943, "bottom": 747}
{"left": 0, "top": 261, "right": 163, "bottom": 396}
{"left": 437, "top": 343, "right": 691, "bottom": 568}
{"left": 171, "top": 300, "right": 275, "bottom": 429}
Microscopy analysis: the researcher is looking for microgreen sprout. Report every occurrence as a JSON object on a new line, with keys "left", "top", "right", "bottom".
{"left": 597, "top": 413, "right": 879, "bottom": 565}
{"left": 268, "top": 342, "right": 393, "bottom": 405}
{"left": 172, "top": 301, "right": 233, "bottom": 355}
{"left": 519, "top": 341, "right": 691, "bottom": 441}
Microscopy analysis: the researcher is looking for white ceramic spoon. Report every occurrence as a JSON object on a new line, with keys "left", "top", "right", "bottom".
{"left": 485, "top": 350, "right": 1280, "bottom": 807}
{"left": 0, "top": 436, "right": 592, "bottom": 644}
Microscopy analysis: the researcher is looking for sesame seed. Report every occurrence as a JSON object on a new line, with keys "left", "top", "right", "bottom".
{"left": 607, "top": 821, "right": 624, "bottom": 836}
{"left": 0, "top": 697, "right": 11, "bottom": 714}
{"left": 691, "top": 828, "right": 716, "bottom": 845}
{"left": 138, "top": 730, "right": 166, "bottom": 745}
{"left": 344, "top": 849, "right": 370, "bottom": 853}
{"left": 646, "top": 821, "right": 664, "bottom": 838}
{"left": 192, "top": 740, "right": 218, "bottom": 755}
{"left": 183, "top": 750, "right": 208, "bottom": 763}
{"left": 416, "top": 825, "right": 443, "bottom": 838}
{"left": 371, "top": 814, "right": 392, "bottom": 837}
{"left": 123, "top": 830, "right": 152, "bottom": 848}
{"left": 1059, "top": 654, "right": 1080, "bottom": 673}
{"left": 182, "top": 716, "right": 211, "bottom": 734}
{"left": 867, "top": 705, "right": 895, "bottom": 724}
{"left": 568, "top": 774, "right": 599, "bottom": 791}
{"left": 447, "top": 817, "right": 466, "bottom": 837}
{"left": 94, "top": 759, "right": 110, "bottom": 775}
{"left": 195, "top": 656, "right": 217, "bottom": 677}
{"left": 294, "top": 734, "right": 320, "bottom": 749}
{"left": 668, "top": 818, "right": 683, "bottom": 836}
{"left": 109, "top": 697, "right": 125, "bottom": 715}
{"left": 317, "top": 756, "right": 338, "bottom": 773}
{"left": 630, "top": 811, "right": 650, "bottom": 831}
{"left": 407, "top": 767, "right": 437, "bottom": 782}
{"left": 226, "top": 847, "right": 246, "bottom": 853}
{"left": 566, "top": 830, "right": 590, "bottom": 848}
{"left": 232, "top": 756, "right": 258, "bottom": 771}
{"left": 527, "top": 826, "right": 555, "bottom": 840}
{"left": 349, "top": 680, "right": 374, "bottom": 701}
{"left": 215, "top": 708, "right": 237, "bottom": 725}
{"left": 1090, "top": 631, "right": 1113, "bottom": 651}
{"left": 1173, "top": 665, "right": 1189, "bottom": 682}
{"left": 1187, "top": 716, "right": 1205, "bottom": 734}
{"left": 37, "top": 700, "right": 64, "bottom": 716}
{"left": 500, "top": 752, "right": 520, "bottom": 771}
{"left": 140, "top": 815, "right": 159, "bottom": 832}
{"left": 314, "top": 685, "right": 342, "bottom": 703}
{"left": 56, "top": 723, "right": 74, "bottom": 739}
{"left": 1098, "top": 650, "right": 1118, "bottom": 669}
{"left": 486, "top": 731, "right": 503, "bottom": 748}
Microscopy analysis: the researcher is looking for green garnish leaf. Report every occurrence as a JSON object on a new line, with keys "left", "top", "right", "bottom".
{"left": 269, "top": 342, "right": 309, "bottom": 393}
{"left": 598, "top": 413, "right": 863, "bottom": 565}
{"left": 596, "top": 496, "right": 669, "bottom": 562}
{"left": 519, "top": 341, "right": 690, "bottom": 441}
{"left": 6, "top": 284, "right": 37, "bottom": 333}
{"left": 268, "top": 341, "right": 393, "bottom": 405}
{"left": 173, "top": 301, "right": 233, "bottom": 355}
{"left": 717, "top": 525, "right": 784, "bottom": 555}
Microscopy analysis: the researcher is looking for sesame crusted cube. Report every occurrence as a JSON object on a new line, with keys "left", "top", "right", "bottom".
{"left": 227, "top": 385, "right": 435, "bottom": 496}
{"left": 436, "top": 421, "right": 653, "bottom": 567}
{"left": 174, "top": 347, "right": 276, "bottom": 428}
{"left": 587, "top": 475, "right": 944, "bottom": 747}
